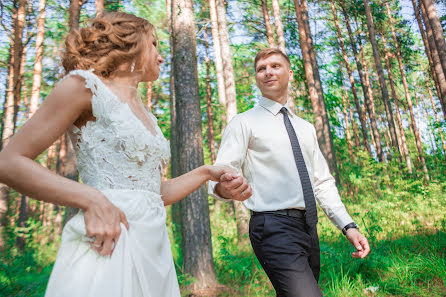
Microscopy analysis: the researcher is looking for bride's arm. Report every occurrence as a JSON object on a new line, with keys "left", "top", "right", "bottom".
{"left": 160, "top": 165, "right": 238, "bottom": 206}
{"left": 0, "top": 76, "right": 128, "bottom": 256}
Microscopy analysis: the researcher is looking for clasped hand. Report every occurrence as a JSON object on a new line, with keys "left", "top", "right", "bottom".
{"left": 212, "top": 166, "right": 252, "bottom": 201}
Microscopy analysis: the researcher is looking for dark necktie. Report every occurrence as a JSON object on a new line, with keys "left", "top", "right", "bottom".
{"left": 280, "top": 107, "right": 318, "bottom": 227}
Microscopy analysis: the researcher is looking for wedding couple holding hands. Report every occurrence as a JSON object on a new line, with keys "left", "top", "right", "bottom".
{"left": 0, "top": 11, "right": 369, "bottom": 297}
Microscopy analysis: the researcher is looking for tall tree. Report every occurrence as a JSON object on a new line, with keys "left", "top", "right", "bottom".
{"left": 362, "top": 0, "right": 399, "bottom": 156}
{"left": 411, "top": 0, "right": 443, "bottom": 103}
{"left": 215, "top": 0, "right": 237, "bottom": 121}
{"left": 261, "top": 0, "right": 276, "bottom": 48}
{"left": 215, "top": 0, "right": 250, "bottom": 244}
{"left": 419, "top": 0, "right": 446, "bottom": 119}
{"left": 29, "top": 0, "right": 46, "bottom": 117}
{"left": 294, "top": 0, "right": 340, "bottom": 184}
{"left": 63, "top": 0, "right": 84, "bottom": 223}
{"left": 384, "top": 48, "right": 412, "bottom": 172}
{"left": 171, "top": 0, "right": 217, "bottom": 291}
{"left": 424, "top": 78, "right": 446, "bottom": 154}
{"left": 208, "top": 0, "right": 227, "bottom": 111}
{"left": 95, "top": 0, "right": 104, "bottom": 15}
{"left": 271, "top": 0, "right": 285, "bottom": 53}
{"left": 204, "top": 29, "right": 217, "bottom": 163}
{"left": 330, "top": 0, "right": 371, "bottom": 155}
{"left": 421, "top": 0, "right": 446, "bottom": 79}
{"left": 339, "top": 0, "right": 384, "bottom": 161}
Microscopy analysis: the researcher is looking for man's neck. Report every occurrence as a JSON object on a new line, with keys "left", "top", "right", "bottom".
{"left": 263, "top": 92, "right": 288, "bottom": 106}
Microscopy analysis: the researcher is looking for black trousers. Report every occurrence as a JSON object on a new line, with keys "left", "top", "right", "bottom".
{"left": 249, "top": 212, "right": 323, "bottom": 297}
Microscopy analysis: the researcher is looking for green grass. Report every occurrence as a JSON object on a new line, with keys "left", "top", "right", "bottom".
{"left": 1, "top": 177, "right": 445, "bottom": 297}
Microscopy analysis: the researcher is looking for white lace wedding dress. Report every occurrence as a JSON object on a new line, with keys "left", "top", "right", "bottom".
{"left": 44, "top": 69, "right": 181, "bottom": 297}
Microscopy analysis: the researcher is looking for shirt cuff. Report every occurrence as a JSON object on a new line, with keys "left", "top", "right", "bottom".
{"left": 323, "top": 206, "right": 354, "bottom": 231}
{"left": 208, "top": 180, "right": 231, "bottom": 202}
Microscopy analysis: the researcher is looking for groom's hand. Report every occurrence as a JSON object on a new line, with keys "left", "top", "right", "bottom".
{"left": 345, "top": 229, "right": 370, "bottom": 259}
{"left": 215, "top": 173, "right": 252, "bottom": 201}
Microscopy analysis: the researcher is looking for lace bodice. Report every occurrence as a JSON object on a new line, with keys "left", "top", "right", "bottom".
{"left": 64, "top": 69, "right": 170, "bottom": 194}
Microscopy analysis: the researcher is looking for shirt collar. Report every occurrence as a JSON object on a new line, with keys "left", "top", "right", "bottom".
{"left": 259, "top": 96, "right": 294, "bottom": 117}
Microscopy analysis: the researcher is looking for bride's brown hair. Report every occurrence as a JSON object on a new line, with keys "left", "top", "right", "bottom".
{"left": 62, "top": 11, "right": 154, "bottom": 78}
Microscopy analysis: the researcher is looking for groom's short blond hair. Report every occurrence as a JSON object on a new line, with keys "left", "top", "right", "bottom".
{"left": 254, "top": 48, "right": 291, "bottom": 71}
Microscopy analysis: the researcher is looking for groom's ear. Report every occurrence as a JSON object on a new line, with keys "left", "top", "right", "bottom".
{"left": 289, "top": 69, "right": 294, "bottom": 82}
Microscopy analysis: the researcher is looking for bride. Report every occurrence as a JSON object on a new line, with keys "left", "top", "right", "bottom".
{"left": 0, "top": 11, "right": 242, "bottom": 296}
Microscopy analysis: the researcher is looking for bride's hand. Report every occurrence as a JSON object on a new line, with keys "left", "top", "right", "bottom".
{"left": 83, "top": 193, "right": 129, "bottom": 256}
{"left": 207, "top": 165, "right": 239, "bottom": 182}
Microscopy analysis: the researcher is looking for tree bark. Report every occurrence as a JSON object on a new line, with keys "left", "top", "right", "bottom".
{"left": 215, "top": 0, "right": 237, "bottom": 121}
{"left": 261, "top": 0, "right": 276, "bottom": 48}
{"left": 166, "top": 0, "right": 182, "bottom": 262}
{"left": 69, "top": 0, "right": 81, "bottom": 30}
{"left": 422, "top": 0, "right": 446, "bottom": 80}
{"left": 330, "top": 0, "right": 371, "bottom": 155}
{"left": 171, "top": 0, "right": 217, "bottom": 291}
{"left": 95, "top": 0, "right": 104, "bottom": 15}
{"left": 214, "top": 0, "right": 250, "bottom": 244}
{"left": 271, "top": 0, "right": 285, "bottom": 53}
{"left": 411, "top": 0, "right": 442, "bottom": 103}
{"left": 425, "top": 78, "right": 446, "bottom": 154}
{"left": 341, "top": 86, "right": 354, "bottom": 159}
{"left": 419, "top": 0, "right": 446, "bottom": 119}
{"left": 411, "top": 89, "right": 430, "bottom": 181}
{"left": 360, "top": 45, "right": 384, "bottom": 161}
{"left": 363, "top": 0, "right": 399, "bottom": 155}
{"left": 208, "top": 0, "right": 227, "bottom": 110}
{"left": 29, "top": 0, "right": 46, "bottom": 117}
{"left": 204, "top": 29, "right": 216, "bottom": 163}
{"left": 339, "top": 0, "right": 383, "bottom": 160}
{"left": 384, "top": 49, "right": 412, "bottom": 172}
{"left": 294, "top": 0, "right": 340, "bottom": 184}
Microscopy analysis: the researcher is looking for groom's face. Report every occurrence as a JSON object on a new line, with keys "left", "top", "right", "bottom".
{"left": 255, "top": 54, "right": 293, "bottom": 99}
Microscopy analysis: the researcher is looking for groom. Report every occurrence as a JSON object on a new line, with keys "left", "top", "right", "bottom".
{"left": 209, "top": 48, "right": 370, "bottom": 296}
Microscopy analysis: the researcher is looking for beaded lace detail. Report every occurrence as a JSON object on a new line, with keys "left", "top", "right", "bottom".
{"left": 63, "top": 69, "right": 170, "bottom": 194}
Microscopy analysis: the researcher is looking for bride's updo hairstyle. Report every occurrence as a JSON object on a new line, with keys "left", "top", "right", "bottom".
{"left": 62, "top": 12, "right": 154, "bottom": 78}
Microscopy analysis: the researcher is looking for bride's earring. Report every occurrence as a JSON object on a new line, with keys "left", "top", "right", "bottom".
{"left": 130, "top": 60, "right": 136, "bottom": 73}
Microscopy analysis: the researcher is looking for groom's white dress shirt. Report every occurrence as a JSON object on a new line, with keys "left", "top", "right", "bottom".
{"left": 209, "top": 97, "right": 353, "bottom": 230}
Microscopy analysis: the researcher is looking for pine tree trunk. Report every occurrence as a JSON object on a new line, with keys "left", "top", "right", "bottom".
{"left": 425, "top": 78, "right": 446, "bottom": 154}
{"left": 29, "top": 0, "right": 46, "bottom": 117}
{"left": 208, "top": 0, "right": 227, "bottom": 110}
{"left": 363, "top": 0, "right": 399, "bottom": 155}
{"left": 215, "top": 0, "right": 237, "bottom": 121}
{"left": 360, "top": 44, "right": 384, "bottom": 161}
{"left": 204, "top": 30, "right": 216, "bottom": 163}
{"left": 339, "top": 0, "right": 383, "bottom": 160}
{"left": 215, "top": 0, "right": 250, "bottom": 244}
{"left": 171, "top": 0, "right": 217, "bottom": 291}
{"left": 407, "top": 88, "right": 430, "bottom": 181}
{"left": 69, "top": 0, "right": 81, "bottom": 30}
{"left": 384, "top": 50, "right": 412, "bottom": 172}
{"left": 419, "top": 0, "right": 446, "bottom": 119}
{"left": 422, "top": 0, "right": 446, "bottom": 80}
{"left": 411, "top": 0, "right": 443, "bottom": 103}
{"left": 95, "top": 0, "right": 104, "bottom": 15}
{"left": 341, "top": 87, "right": 354, "bottom": 159}
{"left": 348, "top": 108, "right": 361, "bottom": 148}
{"left": 63, "top": 0, "right": 83, "bottom": 224}
{"left": 294, "top": 0, "right": 340, "bottom": 184}
{"left": 330, "top": 0, "right": 371, "bottom": 155}
{"left": 271, "top": 0, "right": 286, "bottom": 53}
{"left": 261, "top": 0, "right": 276, "bottom": 48}
{"left": 166, "top": 0, "right": 182, "bottom": 261}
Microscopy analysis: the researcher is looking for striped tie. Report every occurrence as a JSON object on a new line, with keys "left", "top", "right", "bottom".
{"left": 280, "top": 107, "right": 318, "bottom": 227}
